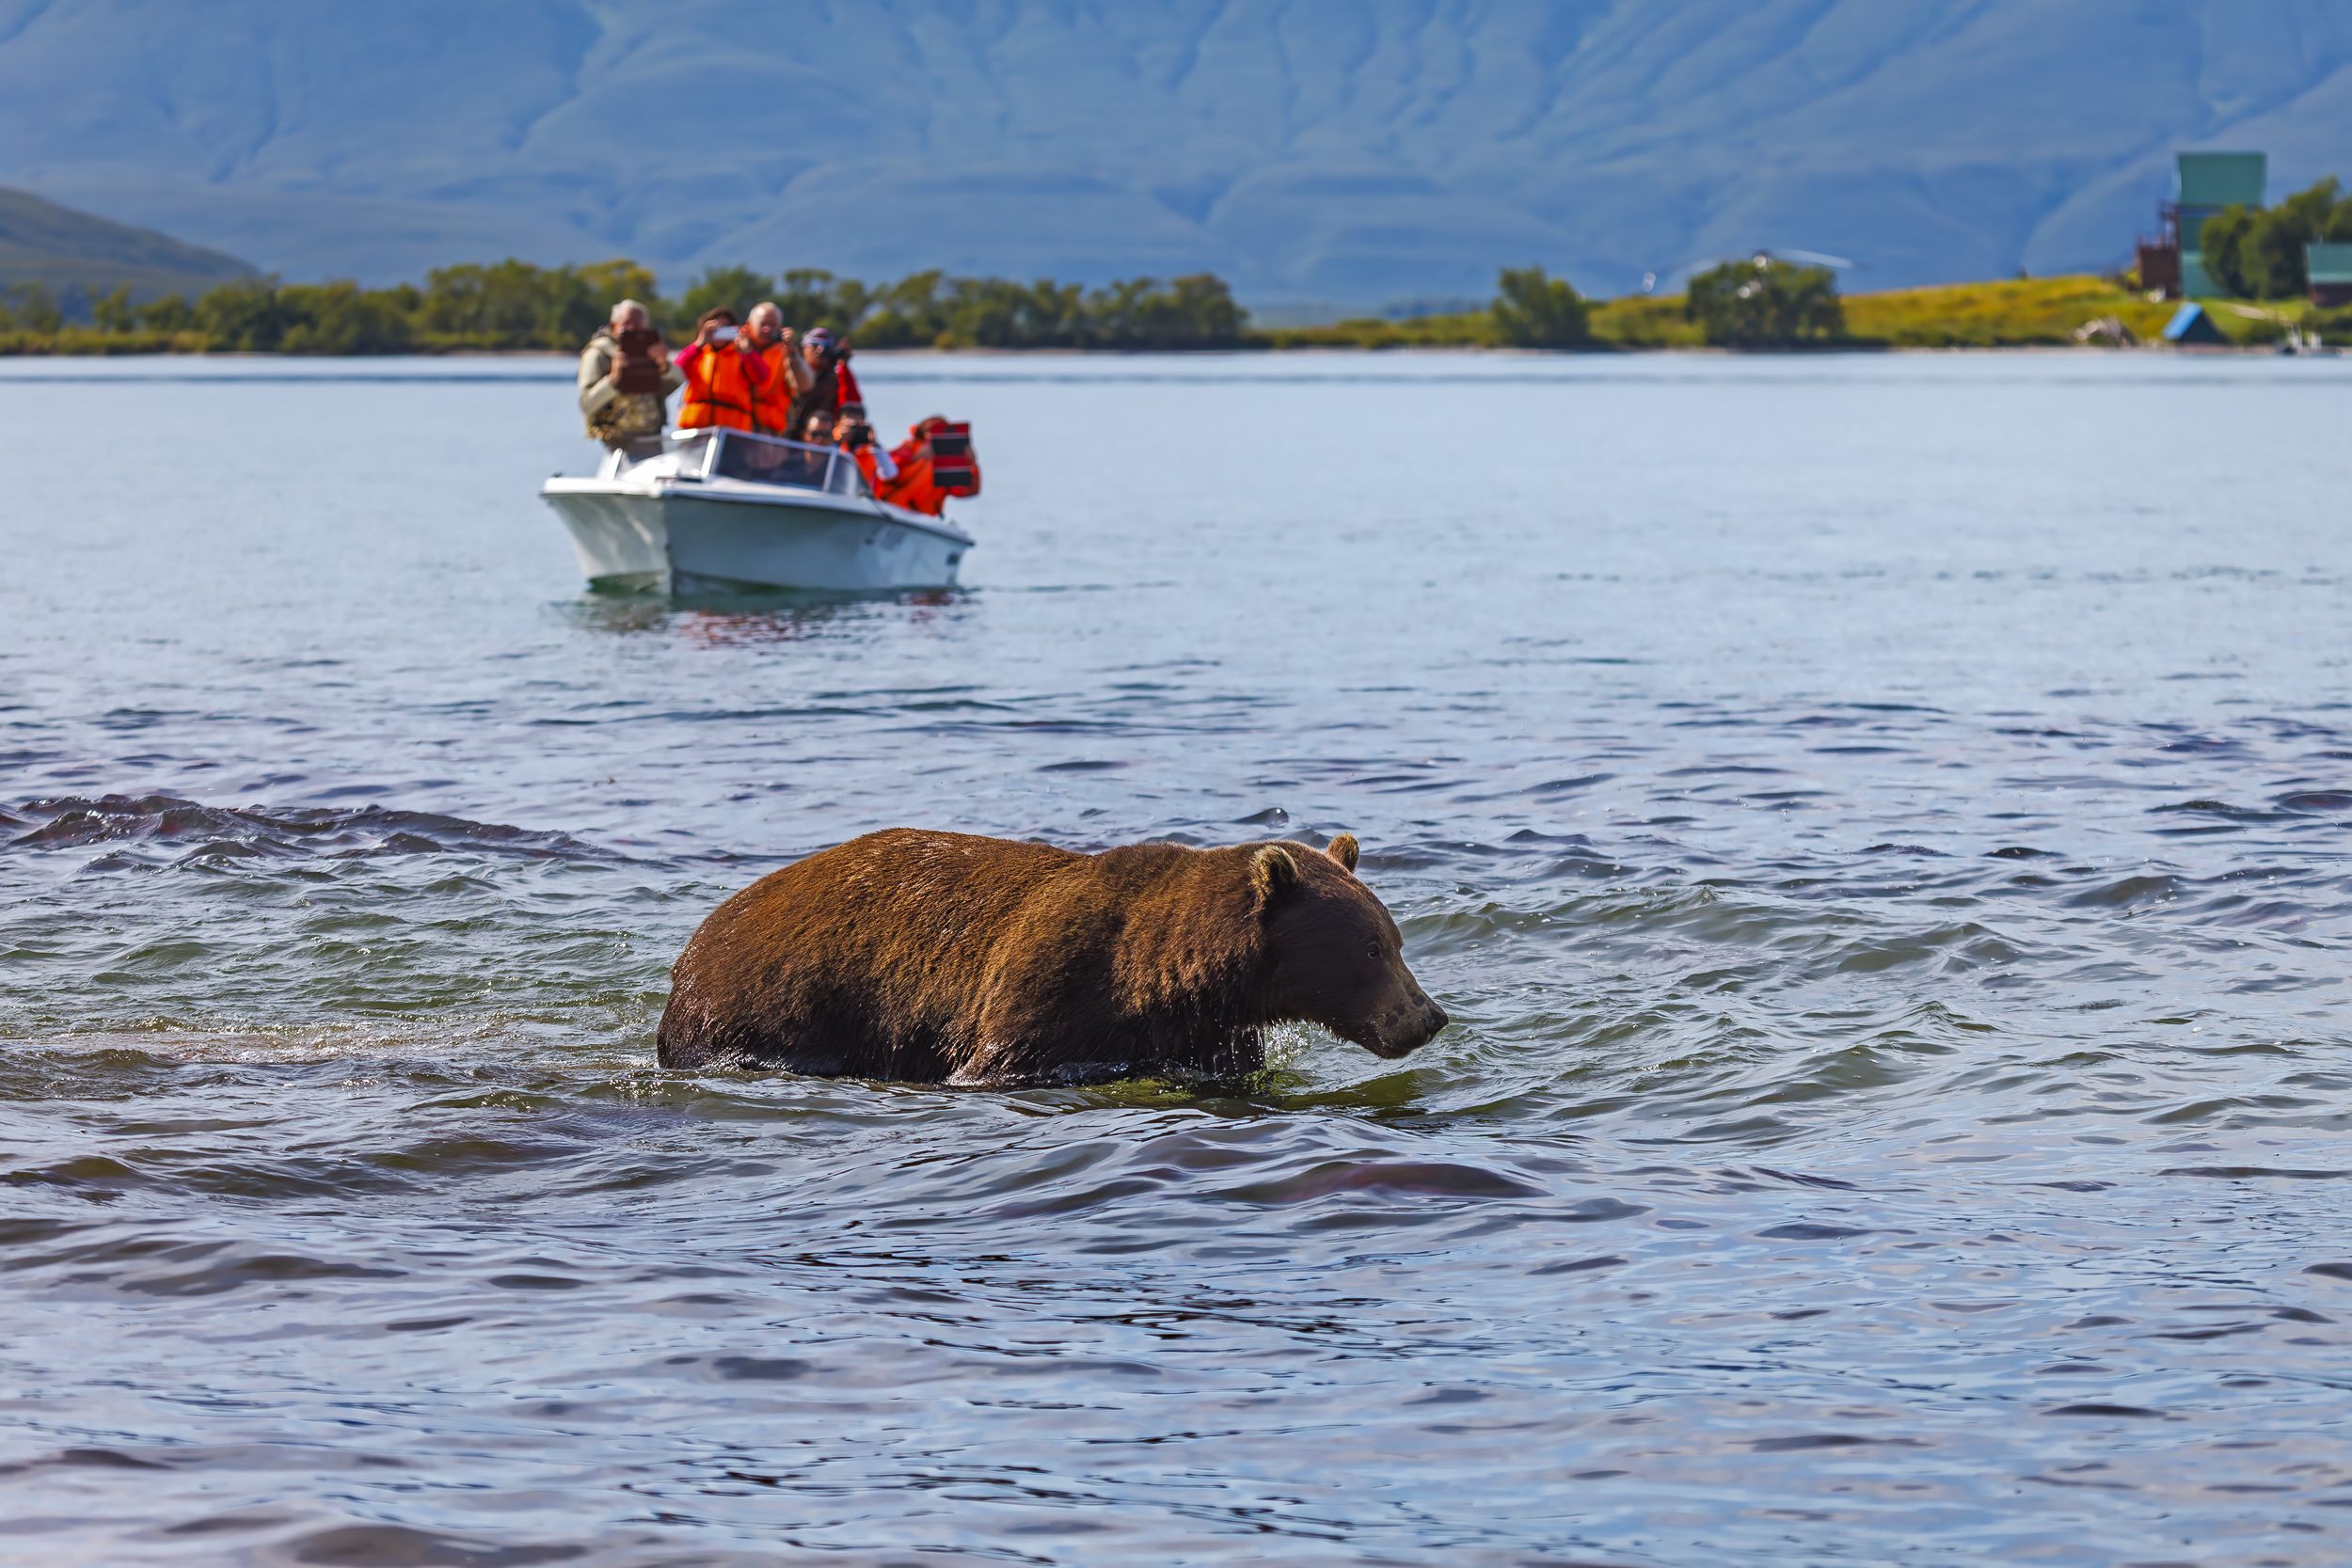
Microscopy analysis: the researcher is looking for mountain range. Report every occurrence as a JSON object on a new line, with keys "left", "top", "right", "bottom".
{"left": 0, "top": 183, "right": 255, "bottom": 303}
{"left": 2, "top": 1, "right": 2347, "bottom": 309}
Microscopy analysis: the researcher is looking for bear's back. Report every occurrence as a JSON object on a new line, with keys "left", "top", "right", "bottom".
{"left": 658, "top": 829, "right": 1088, "bottom": 1074}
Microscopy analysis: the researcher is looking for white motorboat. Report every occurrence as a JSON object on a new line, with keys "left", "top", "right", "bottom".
{"left": 540, "top": 427, "right": 975, "bottom": 594}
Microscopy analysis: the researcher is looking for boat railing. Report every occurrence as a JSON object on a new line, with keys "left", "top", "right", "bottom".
{"left": 668, "top": 428, "right": 861, "bottom": 496}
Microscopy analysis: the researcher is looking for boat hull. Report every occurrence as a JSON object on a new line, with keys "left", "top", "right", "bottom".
{"left": 541, "top": 485, "right": 971, "bottom": 594}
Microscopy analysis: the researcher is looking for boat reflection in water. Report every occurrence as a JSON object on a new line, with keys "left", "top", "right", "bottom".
{"left": 560, "top": 588, "right": 965, "bottom": 646}
{"left": 540, "top": 427, "right": 975, "bottom": 594}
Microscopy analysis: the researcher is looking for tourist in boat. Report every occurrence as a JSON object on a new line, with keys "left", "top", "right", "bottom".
{"left": 743, "top": 303, "right": 814, "bottom": 436}
{"left": 876, "top": 416, "right": 978, "bottom": 516}
{"left": 830, "top": 338, "right": 863, "bottom": 412}
{"left": 675, "top": 308, "right": 771, "bottom": 432}
{"left": 733, "top": 407, "right": 833, "bottom": 487}
{"left": 834, "top": 405, "right": 898, "bottom": 493}
{"left": 577, "top": 299, "right": 681, "bottom": 458}
{"left": 787, "top": 325, "right": 859, "bottom": 440}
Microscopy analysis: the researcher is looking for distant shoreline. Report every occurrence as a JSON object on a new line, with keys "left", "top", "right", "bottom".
{"left": 1, "top": 273, "right": 2334, "bottom": 358}
{"left": 8, "top": 269, "right": 2336, "bottom": 356}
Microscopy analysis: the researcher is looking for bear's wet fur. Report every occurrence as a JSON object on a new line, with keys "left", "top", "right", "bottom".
{"left": 656, "top": 829, "right": 1448, "bottom": 1085}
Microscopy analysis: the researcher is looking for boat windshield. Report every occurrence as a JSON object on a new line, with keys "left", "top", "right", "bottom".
{"left": 702, "top": 430, "right": 858, "bottom": 495}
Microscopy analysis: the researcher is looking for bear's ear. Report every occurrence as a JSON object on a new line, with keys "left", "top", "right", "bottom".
{"left": 1327, "top": 832, "right": 1359, "bottom": 873}
{"left": 1250, "top": 844, "right": 1301, "bottom": 910}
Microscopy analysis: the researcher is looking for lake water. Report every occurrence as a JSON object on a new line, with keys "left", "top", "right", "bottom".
{"left": 4, "top": 350, "right": 2351, "bottom": 1566}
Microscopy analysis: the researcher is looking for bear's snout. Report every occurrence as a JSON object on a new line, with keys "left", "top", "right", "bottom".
{"left": 1362, "top": 990, "right": 1448, "bottom": 1059}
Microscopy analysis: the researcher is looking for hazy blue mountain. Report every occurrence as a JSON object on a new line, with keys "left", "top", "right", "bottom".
{"left": 0, "top": 183, "right": 256, "bottom": 304}
{"left": 1, "top": 1, "right": 2346, "bottom": 306}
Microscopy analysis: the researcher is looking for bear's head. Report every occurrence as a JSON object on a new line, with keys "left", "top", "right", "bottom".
{"left": 1250, "top": 833, "right": 1447, "bottom": 1060}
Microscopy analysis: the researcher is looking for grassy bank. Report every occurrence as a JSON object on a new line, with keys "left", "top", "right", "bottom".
{"left": 1847, "top": 277, "right": 2345, "bottom": 346}
{"left": 1, "top": 328, "right": 210, "bottom": 355}
{"left": 1261, "top": 310, "right": 1496, "bottom": 348}
{"left": 1106, "top": 275, "right": 2329, "bottom": 351}
{"left": 3, "top": 275, "right": 2338, "bottom": 356}
{"left": 1266, "top": 277, "right": 2320, "bottom": 350}
{"left": 1842, "top": 277, "right": 2174, "bottom": 346}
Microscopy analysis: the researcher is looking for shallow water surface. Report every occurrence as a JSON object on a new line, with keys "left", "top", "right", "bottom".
{"left": 4, "top": 352, "right": 2352, "bottom": 1565}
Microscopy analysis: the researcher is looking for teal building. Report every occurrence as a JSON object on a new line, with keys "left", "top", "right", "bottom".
{"left": 2175, "top": 151, "right": 2265, "bottom": 297}
{"left": 2309, "top": 242, "right": 2352, "bottom": 307}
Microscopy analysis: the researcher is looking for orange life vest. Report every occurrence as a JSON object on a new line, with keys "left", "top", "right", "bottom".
{"left": 879, "top": 440, "right": 946, "bottom": 515}
{"left": 751, "top": 342, "right": 798, "bottom": 435}
{"left": 677, "top": 343, "right": 759, "bottom": 432}
{"left": 846, "top": 445, "right": 881, "bottom": 494}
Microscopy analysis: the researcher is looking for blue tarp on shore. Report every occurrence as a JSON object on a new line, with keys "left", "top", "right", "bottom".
{"left": 2162, "top": 303, "right": 2229, "bottom": 344}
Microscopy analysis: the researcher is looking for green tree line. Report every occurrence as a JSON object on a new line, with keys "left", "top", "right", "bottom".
{"left": 1683, "top": 255, "right": 1845, "bottom": 345}
{"left": 1276, "top": 259, "right": 1846, "bottom": 349}
{"left": 0, "top": 260, "right": 1254, "bottom": 353}
{"left": 2199, "top": 177, "right": 2352, "bottom": 300}
{"left": 673, "top": 266, "right": 1249, "bottom": 349}
{"left": 2, "top": 256, "right": 1877, "bottom": 354}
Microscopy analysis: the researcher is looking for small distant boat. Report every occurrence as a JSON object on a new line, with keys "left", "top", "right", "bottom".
{"left": 540, "top": 428, "right": 975, "bottom": 594}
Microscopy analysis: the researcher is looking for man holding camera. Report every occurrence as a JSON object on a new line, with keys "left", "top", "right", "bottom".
{"left": 786, "top": 325, "right": 861, "bottom": 444}
{"left": 743, "top": 303, "right": 814, "bottom": 437}
{"left": 874, "top": 416, "right": 980, "bottom": 515}
{"left": 578, "top": 299, "right": 683, "bottom": 457}
{"left": 832, "top": 404, "right": 898, "bottom": 494}
{"left": 675, "top": 307, "right": 774, "bottom": 433}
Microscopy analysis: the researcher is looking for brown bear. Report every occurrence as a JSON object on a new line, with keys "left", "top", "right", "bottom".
{"left": 656, "top": 829, "right": 1447, "bottom": 1084}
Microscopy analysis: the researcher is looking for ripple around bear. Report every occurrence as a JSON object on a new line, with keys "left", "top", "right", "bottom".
{"left": 656, "top": 829, "right": 1448, "bottom": 1085}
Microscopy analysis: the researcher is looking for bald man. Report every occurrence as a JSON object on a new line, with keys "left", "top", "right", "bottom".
{"left": 743, "top": 302, "right": 815, "bottom": 436}
{"left": 579, "top": 299, "right": 684, "bottom": 457}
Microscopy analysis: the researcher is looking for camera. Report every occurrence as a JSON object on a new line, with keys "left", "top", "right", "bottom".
{"left": 709, "top": 325, "right": 739, "bottom": 343}
{"left": 615, "top": 326, "right": 664, "bottom": 393}
{"left": 926, "top": 421, "right": 978, "bottom": 496}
